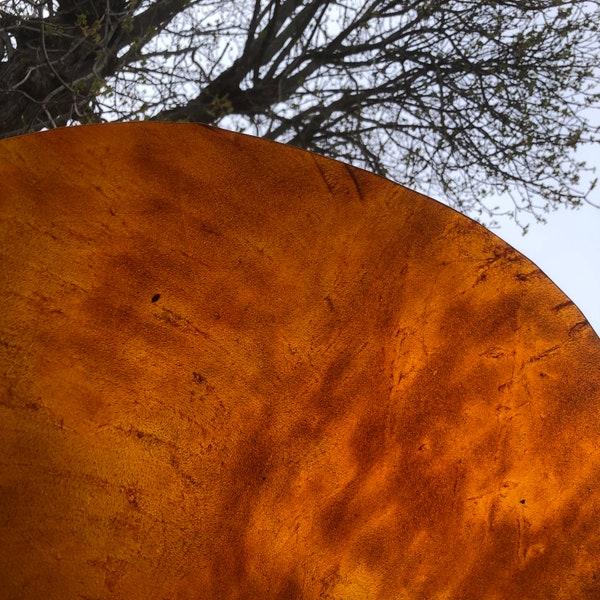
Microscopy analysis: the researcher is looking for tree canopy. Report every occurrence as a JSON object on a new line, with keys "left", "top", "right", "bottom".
{"left": 1, "top": 0, "right": 599, "bottom": 226}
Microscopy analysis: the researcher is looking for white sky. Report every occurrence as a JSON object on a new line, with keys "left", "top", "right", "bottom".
{"left": 495, "top": 141, "right": 600, "bottom": 337}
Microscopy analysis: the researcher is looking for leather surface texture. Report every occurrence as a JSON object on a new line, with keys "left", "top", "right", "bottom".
{"left": 1, "top": 123, "right": 599, "bottom": 599}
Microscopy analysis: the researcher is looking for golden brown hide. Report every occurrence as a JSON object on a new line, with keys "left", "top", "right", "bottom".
{"left": 1, "top": 123, "right": 599, "bottom": 599}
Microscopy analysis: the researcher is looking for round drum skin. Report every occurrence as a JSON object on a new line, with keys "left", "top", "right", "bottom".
{"left": 0, "top": 123, "right": 599, "bottom": 599}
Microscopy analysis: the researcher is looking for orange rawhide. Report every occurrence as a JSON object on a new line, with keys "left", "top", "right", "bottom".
{"left": 1, "top": 123, "right": 599, "bottom": 599}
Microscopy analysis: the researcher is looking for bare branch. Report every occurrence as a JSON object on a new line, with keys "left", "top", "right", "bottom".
{"left": 1, "top": 0, "right": 599, "bottom": 227}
